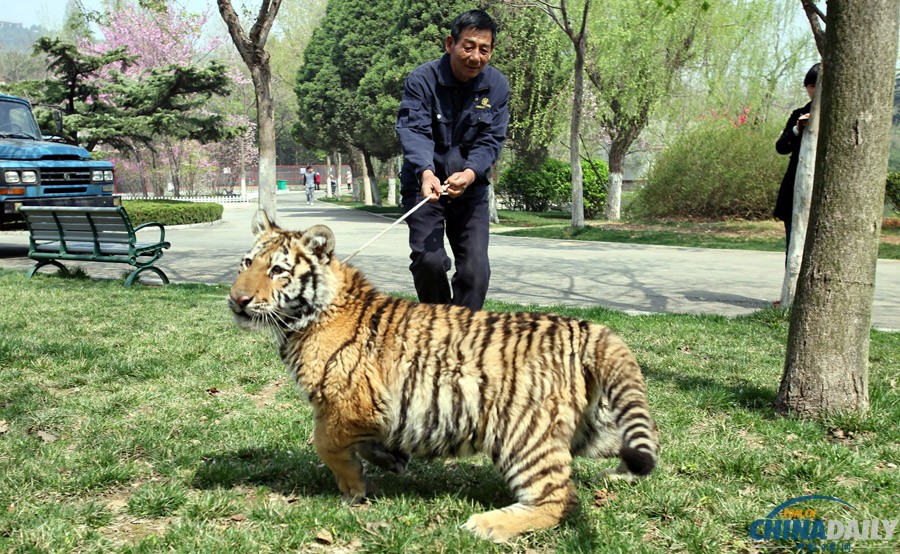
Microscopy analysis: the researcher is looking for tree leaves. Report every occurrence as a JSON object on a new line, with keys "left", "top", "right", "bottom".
{"left": 11, "top": 37, "right": 241, "bottom": 152}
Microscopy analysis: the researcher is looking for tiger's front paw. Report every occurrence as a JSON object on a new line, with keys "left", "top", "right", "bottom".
{"left": 461, "top": 511, "right": 518, "bottom": 543}
{"left": 338, "top": 477, "right": 379, "bottom": 505}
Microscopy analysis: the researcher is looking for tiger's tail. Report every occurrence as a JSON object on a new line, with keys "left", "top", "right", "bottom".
{"left": 575, "top": 327, "right": 659, "bottom": 478}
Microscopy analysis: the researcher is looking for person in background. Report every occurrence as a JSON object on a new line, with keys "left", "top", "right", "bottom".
{"left": 394, "top": 9, "right": 510, "bottom": 311}
{"left": 775, "top": 63, "right": 819, "bottom": 258}
{"left": 304, "top": 166, "right": 316, "bottom": 205}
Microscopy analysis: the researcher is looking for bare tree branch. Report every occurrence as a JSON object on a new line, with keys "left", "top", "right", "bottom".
{"left": 800, "top": 0, "right": 826, "bottom": 56}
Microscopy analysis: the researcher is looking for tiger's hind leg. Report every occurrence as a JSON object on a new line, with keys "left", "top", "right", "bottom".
{"left": 461, "top": 439, "right": 578, "bottom": 543}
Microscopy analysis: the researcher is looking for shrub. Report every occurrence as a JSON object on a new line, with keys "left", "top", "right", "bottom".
{"left": 581, "top": 158, "right": 609, "bottom": 219}
{"left": 886, "top": 172, "right": 900, "bottom": 212}
{"left": 636, "top": 120, "right": 787, "bottom": 219}
{"left": 497, "top": 157, "right": 608, "bottom": 218}
{"left": 122, "top": 199, "right": 223, "bottom": 226}
{"left": 497, "top": 158, "right": 564, "bottom": 212}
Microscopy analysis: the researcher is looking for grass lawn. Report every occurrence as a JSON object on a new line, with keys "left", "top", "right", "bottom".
{"left": 323, "top": 198, "right": 900, "bottom": 259}
{"left": 0, "top": 270, "right": 897, "bottom": 552}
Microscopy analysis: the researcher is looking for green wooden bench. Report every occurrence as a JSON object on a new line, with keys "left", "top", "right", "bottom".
{"left": 18, "top": 205, "right": 171, "bottom": 287}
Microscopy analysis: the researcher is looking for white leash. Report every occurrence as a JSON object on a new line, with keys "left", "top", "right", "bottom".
{"left": 341, "top": 191, "right": 443, "bottom": 263}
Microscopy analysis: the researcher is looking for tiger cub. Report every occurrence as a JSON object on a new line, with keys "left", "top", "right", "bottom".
{"left": 228, "top": 211, "right": 659, "bottom": 542}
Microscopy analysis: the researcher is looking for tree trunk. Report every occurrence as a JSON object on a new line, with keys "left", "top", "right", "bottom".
{"left": 570, "top": 34, "right": 586, "bottom": 229}
{"left": 216, "top": 0, "right": 282, "bottom": 221}
{"left": 336, "top": 151, "right": 344, "bottom": 196}
{"left": 350, "top": 147, "right": 363, "bottom": 202}
{"left": 325, "top": 155, "right": 333, "bottom": 199}
{"left": 780, "top": 73, "right": 822, "bottom": 307}
{"left": 135, "top": 147, "right": 150, "bottom": 197}
{"left": 387, "top": 156, "right": 398, "bottom": 206}
{"left": 605, "top": 137, "right": 628, "bottom": 221}
{"left": 488, "top": 165, "right": 499, "bottom": 224}
{"left": 362, "top": 150, "right": 382, "bottom": 207}
{"left": 775, "top": 0, "right": 898, "bottom": 418}
{"left": 254, "top": 65, "right": 277, "bottom": 219}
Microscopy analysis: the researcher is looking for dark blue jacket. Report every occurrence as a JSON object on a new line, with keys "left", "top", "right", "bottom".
{"left": 395, "top": 54, "right": 509, "bottom": 192}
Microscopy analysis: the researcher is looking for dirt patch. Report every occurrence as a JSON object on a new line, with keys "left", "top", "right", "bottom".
{"left": 253, "top": 378, "right": 286, "bottom": 408}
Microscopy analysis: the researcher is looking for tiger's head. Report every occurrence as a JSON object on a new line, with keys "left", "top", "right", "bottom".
{"left": 228, "top": 210, "right": 338, "bottom": 334}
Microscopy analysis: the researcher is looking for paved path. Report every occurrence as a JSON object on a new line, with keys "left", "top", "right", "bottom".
{"left": 1, "top": 192, "right": 898, "bottom": 330}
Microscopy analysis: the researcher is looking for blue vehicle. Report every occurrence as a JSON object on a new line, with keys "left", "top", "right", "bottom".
{"left": 0, "top": 93, "right": 117, "bottom": 222}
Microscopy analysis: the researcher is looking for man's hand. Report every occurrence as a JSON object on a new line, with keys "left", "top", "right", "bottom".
{"left": 420, "top": 170, "right": 443, "bottom": 202}
{"left": 444, "top": 168, "right": 477, "bottom": 198}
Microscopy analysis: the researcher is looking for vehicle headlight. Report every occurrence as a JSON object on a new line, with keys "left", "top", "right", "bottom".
{"left": 4, "top": 171, "right": 20, "bottom": 184}
{"left": 92, "top": 170, "right": 104, "bottom": 181}
{"left": 104, "top": 170, "right": 114, "bottom": 182}
{"left": 21, "top": 171, "right": 37, "bottom": 184}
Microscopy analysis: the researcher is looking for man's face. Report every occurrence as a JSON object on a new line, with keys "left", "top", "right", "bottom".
{"left": 445, "top": 28, "right": 494, "bottom": 83}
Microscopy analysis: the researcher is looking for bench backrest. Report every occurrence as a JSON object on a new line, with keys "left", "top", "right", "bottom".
{"left": 19, "top": 206, "right": 136, "bottom": 250}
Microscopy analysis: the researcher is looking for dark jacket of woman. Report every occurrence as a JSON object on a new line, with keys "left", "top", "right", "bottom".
{"left": 774, "top": 102, "right": 811, "bottom": 222}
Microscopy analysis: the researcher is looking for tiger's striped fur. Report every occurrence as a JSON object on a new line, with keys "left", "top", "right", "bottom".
{"left": 228, "top": 212, "right": 659, "bottom": 542}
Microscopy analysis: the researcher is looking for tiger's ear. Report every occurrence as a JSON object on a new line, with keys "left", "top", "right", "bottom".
{"left": 302, "top": 225, "right": 336, "bottom": 261}
{"left": 251, "top": 210, "right": 278, "bottom": 237}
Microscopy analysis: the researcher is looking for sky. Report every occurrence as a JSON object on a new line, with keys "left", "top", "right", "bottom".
{"left": 2, "top": 0, "right": 214, "bottom": 29}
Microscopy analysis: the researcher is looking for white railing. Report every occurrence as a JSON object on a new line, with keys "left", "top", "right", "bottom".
{"left": 117, "top": 192, "right": 262, "bottom": 204}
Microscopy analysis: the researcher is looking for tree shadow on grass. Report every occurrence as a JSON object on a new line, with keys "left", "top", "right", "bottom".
{"left": 645, "top": 364, "right": 778, "bottom": 415}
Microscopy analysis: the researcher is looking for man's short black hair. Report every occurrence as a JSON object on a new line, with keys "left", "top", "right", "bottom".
{"left": 804, "top": 63, "right": 820, "bottom": 87}
{"left": 450, "top": 9, "right": 497, "bottom": 45}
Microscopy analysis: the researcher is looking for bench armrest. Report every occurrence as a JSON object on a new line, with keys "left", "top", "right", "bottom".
{"left": 133, "top": 221, "right": 166, "bottom": 243}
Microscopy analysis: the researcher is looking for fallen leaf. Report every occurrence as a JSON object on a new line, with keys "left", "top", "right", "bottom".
{"left": 206, "top": 387, "right": 220, "bottom": 396}
{"left": 594, "top": 488, "right": 619, "bottom": 507}
{"left": 36, "top": 430, "right": 57, "bottom": 443}
{"left": 230, "top": 513, "right": 246, "bottom": 522}
{"left": 106, "top": 499, "right": 127, "bottom": 511}
{"left": 315, "top": 529, "right": 334, "bottom": 545}
{"left": 0, "top": 420, "right": 8, "bottom": 434}
{"left": 365, "top": 521, "right": 391, "bottom": 533}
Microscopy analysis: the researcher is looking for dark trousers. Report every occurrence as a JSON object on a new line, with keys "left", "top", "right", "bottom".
{"left": 401, "top": 186, "right": 491, "bottom": 310}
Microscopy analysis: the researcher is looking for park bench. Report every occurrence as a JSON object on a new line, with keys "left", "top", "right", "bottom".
{"left": 18, "top": 205, "right": 171, "bottom": 287}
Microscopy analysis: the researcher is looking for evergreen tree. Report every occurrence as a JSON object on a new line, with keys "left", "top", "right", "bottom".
{"left": 10, "top": 37, "right": 237, "bottom": 152}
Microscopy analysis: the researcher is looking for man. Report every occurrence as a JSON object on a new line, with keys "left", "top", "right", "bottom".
{"left": 304, "top": 166, "right": 316, "bottom": 205}
{"left": 395, "top": 9, "right": 510, "bottom": 311}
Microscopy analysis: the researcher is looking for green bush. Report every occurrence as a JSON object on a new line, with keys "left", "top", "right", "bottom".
{"left": 636, "top": 120, "right": 787, "bottom": 219}
{"left": 886, "top": 172, "right": 900, "bottom": 212}
{"left": 122, "top": 199, "right": 223, "bottom": 227}
{"left": 581, "top": 159, "right": 609, "bottom": 219}
{"left": 497, "top": 158, "right": 563, "bottom": 212}
{"left": 497, "top": 157, "right": 608, "bottom": 218}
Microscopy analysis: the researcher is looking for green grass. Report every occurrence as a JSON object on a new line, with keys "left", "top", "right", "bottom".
{"left": 323, "top": 200, "right": 900, "bottom": 259}
{"left": 1, "top": 270, "right": 897, "bottom": 552}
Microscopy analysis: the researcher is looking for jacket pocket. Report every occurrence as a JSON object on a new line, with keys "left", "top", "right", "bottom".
{"left": 462, "top": 109, "right": 493, "bottom": 145}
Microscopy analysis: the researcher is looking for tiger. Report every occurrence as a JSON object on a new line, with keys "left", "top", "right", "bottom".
{"left": 227, "top": 211, "right": 659, "bottom": 542}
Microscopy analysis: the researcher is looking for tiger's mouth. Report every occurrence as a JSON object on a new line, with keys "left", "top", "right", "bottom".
{"left": 227, "top": 296, "right": 262, "bottom": 330}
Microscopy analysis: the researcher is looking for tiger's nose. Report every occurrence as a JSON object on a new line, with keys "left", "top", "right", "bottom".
{"left": 229, "top": 291, "right": 253, "bottom": 308}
